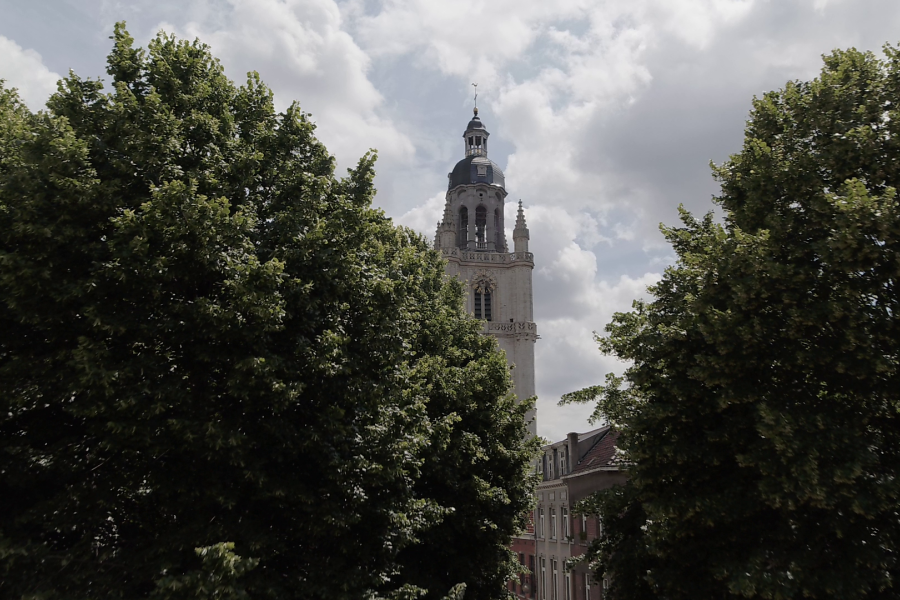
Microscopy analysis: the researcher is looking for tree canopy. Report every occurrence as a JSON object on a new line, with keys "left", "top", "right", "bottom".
{"left": 565, "top": 45, "right": 900, "bottom": 599}
{"left": 0, "top": 24, "right": 536, "bottom": 600}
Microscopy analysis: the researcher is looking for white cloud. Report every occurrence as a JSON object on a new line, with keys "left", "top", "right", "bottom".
{"left": 349, "top": 0, "right": 590, "bottom": 86}
{"left": 534, "top": 270, "right": 661, "bottom": 442}
{"left": 395, "top": 190, "right": 445, "bottom": 237}
{"left": 500, "top": 201, "right": 660, "bottom": 441}
{"left": 0, "top": 36, "right": 60, "bottom": 111}
{"left": 155, "top": 0, "right": 413, "bottom": 173}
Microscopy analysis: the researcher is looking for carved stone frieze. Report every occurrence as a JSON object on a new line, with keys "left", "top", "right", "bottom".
{"left": 484, "top": 321, "right": 538, "bottom": 339}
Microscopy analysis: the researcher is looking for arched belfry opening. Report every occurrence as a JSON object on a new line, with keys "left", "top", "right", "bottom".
{"left": 466, "top": 133, "right": 487, "bottom": 157}
{"left": 494, "top": 208, "right": 502, "bottom": 250}
{"left": 458, "top": 206, "right": 468, "bottom": 248}
{"left": 475, "top": 205, "right": 487, "bottom": 248}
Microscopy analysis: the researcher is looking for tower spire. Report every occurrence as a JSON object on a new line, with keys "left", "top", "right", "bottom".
{"left": 472, "top": 82, "right": 478, "bottom": 114}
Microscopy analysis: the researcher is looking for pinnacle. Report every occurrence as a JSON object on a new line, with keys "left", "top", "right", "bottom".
{"left": 515, "top": 200, "right": 527, "bottom": 228}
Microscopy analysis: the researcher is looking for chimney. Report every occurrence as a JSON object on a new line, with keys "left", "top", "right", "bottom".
{"left": 567, "top": 432, "right": 579, "bottom": 471}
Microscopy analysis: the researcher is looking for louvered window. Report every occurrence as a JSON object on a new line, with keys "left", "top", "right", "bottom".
{"left": 474, "top": 289, "right": 492, "bottom": 321}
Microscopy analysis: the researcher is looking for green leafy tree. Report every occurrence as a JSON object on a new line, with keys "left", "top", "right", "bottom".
{"left": 564, "top": 45, "right": 900, "bottom": 599}
{"left": 391, "top": 387, "right": 538, "bottom": 600}
{"left": 0, "top": 24, "right": 534, "bottom": 600}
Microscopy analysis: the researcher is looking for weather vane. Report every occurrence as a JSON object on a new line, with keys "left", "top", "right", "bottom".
{"left": 472, "top": 82, "right": 478, "bottom": 113}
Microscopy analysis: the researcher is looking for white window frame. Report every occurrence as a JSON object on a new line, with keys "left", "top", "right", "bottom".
{"left": 550, "top": 508, "right": 557, "bottom": 540}
{"left": 584, "top": 573, "right": 591, "bottom": 600}
{"left": 565, "top": 572, "right": 571, "bottom": 600}
{"left": 562, "top": 507, "right": 570, "bottom": 539}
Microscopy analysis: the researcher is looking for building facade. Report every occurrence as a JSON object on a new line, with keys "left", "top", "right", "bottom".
{"left": 533, "top": 427, "right": 624, "bottom": 600}
{"left": 433, "top": 108, "right": 538, "bottom": 436}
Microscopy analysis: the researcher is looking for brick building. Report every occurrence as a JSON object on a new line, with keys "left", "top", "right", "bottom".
{"left": 512, "top": 426, "right": 623, "bottom": 600}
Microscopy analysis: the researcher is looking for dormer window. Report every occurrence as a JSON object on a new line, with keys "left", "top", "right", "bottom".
{"left": 476, "top": 164, "right": 487, "bottom": 176}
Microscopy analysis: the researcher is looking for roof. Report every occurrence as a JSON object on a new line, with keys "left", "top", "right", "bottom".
{"left": 465, "top": 115, "right": 487, "bottom": 131}
{"left": 447, "top": 154, "right": 506, "bottom": 190}
{"left": 571, "top": 428, "right": 620, "bottom": 473}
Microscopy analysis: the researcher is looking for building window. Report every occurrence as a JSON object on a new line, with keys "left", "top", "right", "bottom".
{"left": 560, "top": 452, "right": 566, "bottom": 475}
{"left": 552, "top": 560, "right": 559, "bottom": 600}
{"left": 473, "top": 288, "right": 492, "bottom": 321}
{"left": 547, "top": 454, "right": 554, "bottom": 479}
{"left": 477, "top": 164, "right": 487, "bottom": 176}
{"left": 581, "top": 514, "right": 587, "bottom": 536}
{"left": 472, "top": 273, "right": 494, "bottom": 322}
{"left": 541, "top": 558, "right": 547, "bottom": 600}
{"left": 539, "top": 508, "right": 545, "bottom": 539}
{"left": 565, "top": 573, "right": 571, "bottom": 600}
{"left": 550, "top": 508, "right": 557, "bottom": 540}
{"left": 584, "top": 573, "right": 591, "bottom": 600}
{"left": 562, "top": 507, "right": 570, "bottom": 539}
{"left": 530, "top": 555, "right": 536, "bottom": 598}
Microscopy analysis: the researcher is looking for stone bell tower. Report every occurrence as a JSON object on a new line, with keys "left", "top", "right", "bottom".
{"left": 434, "top": 108, "right": 538, "bottom": 436}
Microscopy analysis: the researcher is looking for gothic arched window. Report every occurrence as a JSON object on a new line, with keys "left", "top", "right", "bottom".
{"left": 474, "top": 289, "right": 492, "bottom": 321}
{"left": 458, "top": 206, "right": 468, "bottom": 248}
{"left": 472, "top": 272, "right": 495, "bottom": 321}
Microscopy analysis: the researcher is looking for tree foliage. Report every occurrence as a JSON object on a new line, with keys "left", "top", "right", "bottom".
{"left": 0, "top": 24, "right": 535, "bottom": 600}
{"left": 565, "top": 45, "right": 900, "bottom": 599}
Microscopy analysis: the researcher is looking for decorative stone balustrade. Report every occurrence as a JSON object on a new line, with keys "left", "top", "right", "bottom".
{"left": 441, "top": 248, "right": 534, "bottom": 263}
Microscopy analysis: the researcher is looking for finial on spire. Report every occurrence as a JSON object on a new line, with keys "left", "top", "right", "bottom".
{"left": 472, "top": 82, "right": 478, "bottom": 115}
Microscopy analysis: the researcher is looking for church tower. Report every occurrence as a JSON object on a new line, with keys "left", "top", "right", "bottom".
{"left": 434, "top": 108, "right": 538, "bottom": 437}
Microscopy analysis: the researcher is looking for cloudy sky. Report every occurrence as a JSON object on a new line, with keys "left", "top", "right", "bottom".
{"left": 2, "top": 0, "right": 898, "bottom": 442}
